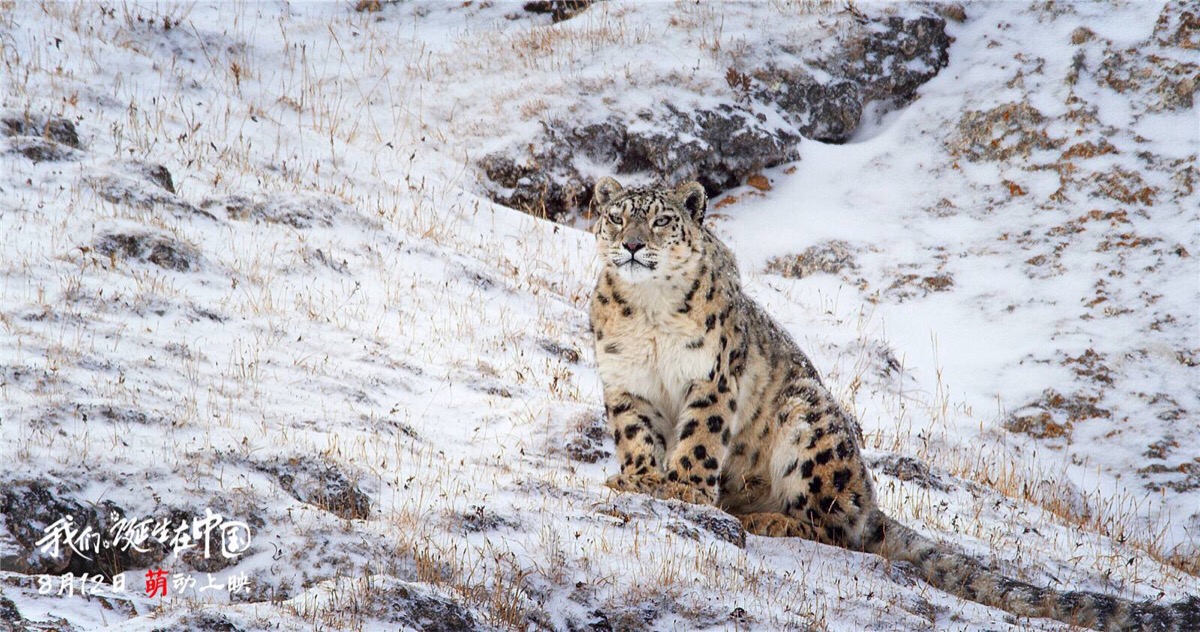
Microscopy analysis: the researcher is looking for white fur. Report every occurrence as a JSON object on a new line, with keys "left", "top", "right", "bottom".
{"left": 596, "top": 277, "right": 714, "bottom": 453}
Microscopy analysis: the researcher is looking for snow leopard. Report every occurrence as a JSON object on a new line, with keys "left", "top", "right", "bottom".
{"left": 588, "top": 176, "right": 1198, "bottom": 631}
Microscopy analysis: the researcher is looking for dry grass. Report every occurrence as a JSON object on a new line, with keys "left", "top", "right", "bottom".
{"left": 2, "top": 2, "right": 1196, "bottom": 630}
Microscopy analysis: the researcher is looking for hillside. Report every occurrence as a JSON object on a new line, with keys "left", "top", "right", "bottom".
{"left": 0, "top": 1, "right": 1197, "bottom": 630}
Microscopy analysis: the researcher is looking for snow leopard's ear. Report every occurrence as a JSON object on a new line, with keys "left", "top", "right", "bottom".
{"left": 593, "top": 177, "right": 623, "bottom": 208}
{"left": 675, "top": 181, "right": 707, "bottom": 221}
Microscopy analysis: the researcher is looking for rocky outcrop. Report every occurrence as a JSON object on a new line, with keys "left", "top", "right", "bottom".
{"left": 479, "top": 9, "right": 953, "bottom": 221}
{"left": 0, "top": 480, "right": 166, "bottom": 579}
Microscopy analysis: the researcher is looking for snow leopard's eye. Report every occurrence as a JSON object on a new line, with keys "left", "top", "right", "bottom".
{"left": 607, "top": 212, "right": 623, "bottom": 225}
{"left": 653, "top": 215, "right": 672, "bottom": 227}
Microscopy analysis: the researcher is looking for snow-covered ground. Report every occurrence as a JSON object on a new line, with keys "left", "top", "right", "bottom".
{"left": 0, "top": 1, "right": 1196, "bottom": 630}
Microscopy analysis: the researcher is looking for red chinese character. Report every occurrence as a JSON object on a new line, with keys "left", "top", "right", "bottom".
{"left": 145, "top": 568, "right": 169, "bottom": 598}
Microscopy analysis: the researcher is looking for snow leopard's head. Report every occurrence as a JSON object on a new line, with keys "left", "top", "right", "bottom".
{"left": 592, "top": 177, "right": 708, "bottom": 284}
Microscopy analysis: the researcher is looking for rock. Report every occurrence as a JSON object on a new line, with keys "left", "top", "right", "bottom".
{"left": 258, "top": 456, "right": 371, "bottom": 520}
{"left": 675, "top": 504, "right": 746, "bottom": 548}
{"left": 0, "top": 594, "right": 22, "bottom": 632}
{"left": 479, "top": 153, "right": 583, "bottom": 221}
{"left": 867, "top": 454, "right": 952, "bottom": 492}
{"left": 561, "top": 412, "right": 610, "bottom": 464}
{"left": 952, "top": 102, "right": 1062, "bottom": 162}
{"left": 1004, "top": 389, "right": 1112, "bottom": 441}
{"left": 839, "top": 15, "right": 951, "bottom": 111}
{"left": 2, "top": 114, "right": 82, "bottom": 163}
{"left": 75, "top": 404, "right": 151, "bottom": 425}
{"left": 752, "top": 71, "right": 862, "bottom": 142}
{"left": 0, "top": 480, "right": 165, "bottom": 578}
{"left": 523, "top": 0, "right": 593, "bottom": 23}
{"left": 253, "top": 195, "right": 346, "bottom": 228}
{"left": 1071, "top": 26, "right": 1097, "bottom": 45}
{"left": 539, "top": 339, "right": 581, "bottom": 364}
{"left": 935, "top": 3, "right": 967, "bottom": 23}
{"left": 1154, "top": 0, "right": 1200, "bottom": 50}
{"left": 44, "top": 118, "right": 80, "bottom": 148}
{"left": 370, "top": 577, "right": 485, "bottom": 632}
{"left": 690, "top": 105, "right": 800, "bottom": 189}
{"left": 1098, "top": 48, "right": 1198, "bottom": 111}
{"left": 2, "top": 115, "right": 81, "bottom": 148}
{"left": 201, "top": 193, "right": 349, "bottom": 228}
{"left": 484, "top": 103, "right": 800, "bottom": 220}
{"left": 6, "top": 137, "right": 78, "bottom": 162}
{"left": 0, "top": 596, "right": 78, "bottom": 632}
{"left": 592, "top": 494, "right": 744, "bottom": 547}
{"left": 94, "top": 231, "right": 203, "bottom": 272}
{"left": 477, "top": 9, "right": 951, "bottom": 220}
{"left": 765, "top": 240, "right": 860, "bottom": 279}
{"left": 144, "top": 164, "right": 176, "bottom": 193}
{"left": 883, "top": 271, "right": 955, "bottom": 302}
{"left": 447, "top": 505, "right": 520, "bottom": 534}
{"left": 152, "top": 612, "right": 245, "bottom": 632}
{"left": 86, "top": 172, "right": 202, "bottom": 216}
{"left": 745, "top": 174, "right": 771, "bottom": 192}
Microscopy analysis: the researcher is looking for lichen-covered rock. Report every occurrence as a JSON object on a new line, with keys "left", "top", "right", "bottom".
{"left": 753, "top": 72, "right": 862, "bottom": 142}
{"left": 1004, "top": 388, "right": 1112, "bottom": 442}
{"left": 1097, "top": 47, "right": 1197, "bottom": 111}
{"left": 841, "top": 15, "right": 952, "bottom": 110}
{"left": 1154, "top": 0, "right": 1200, "bottom": 50}
{"left": 952, "top": 102, "right": 1063, "bottom": 162}
{"left": 766, "top": 240, "right": 861, "bottom": 280}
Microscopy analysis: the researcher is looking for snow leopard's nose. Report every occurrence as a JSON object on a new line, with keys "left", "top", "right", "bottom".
{"left": 623, "top": 240, "right": 645, "bottom": 254}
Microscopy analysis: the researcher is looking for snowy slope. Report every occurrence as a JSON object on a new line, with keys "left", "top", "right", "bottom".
{"left": 0, "top": 1, "right": 1196, "bottom": 631}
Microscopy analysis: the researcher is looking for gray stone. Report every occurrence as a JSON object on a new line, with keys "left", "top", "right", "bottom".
{"left": 0, "top": 480, "right": 165, "bottom": 579}
{"left": 258, "top": 457, "right": 372, "bottom": 520}
{"left": 478, "top": 10, "right": 951, "bottom": 221}
{"left": 94, "top": 231, "right": 203, "bottom": 272}
{"left": 372, "top": 578, "right": 485, "bottom": 632}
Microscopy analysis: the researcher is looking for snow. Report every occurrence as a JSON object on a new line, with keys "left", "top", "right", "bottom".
{"left": 0, "top": 1, "right": 1197, "bottom": 630}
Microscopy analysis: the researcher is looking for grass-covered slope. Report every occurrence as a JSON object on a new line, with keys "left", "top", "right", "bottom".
{"left": 0, "top": 2, "right": 1195, "bottom": 630}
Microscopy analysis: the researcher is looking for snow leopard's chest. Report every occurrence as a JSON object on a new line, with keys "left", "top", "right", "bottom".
{"left": 595, "top": 305, "right": 718, "bottom": 424}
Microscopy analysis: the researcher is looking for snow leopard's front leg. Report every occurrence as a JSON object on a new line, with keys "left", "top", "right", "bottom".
{"left": 658, "top": 364, "right": 740, "bottom": 506}
{"left": 602, "top": 390, "right": 671, "bottom": 494}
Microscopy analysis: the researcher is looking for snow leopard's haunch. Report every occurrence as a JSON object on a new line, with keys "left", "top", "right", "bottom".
{"left": 587, "top": 176, "right": 1198, "bottom": 631}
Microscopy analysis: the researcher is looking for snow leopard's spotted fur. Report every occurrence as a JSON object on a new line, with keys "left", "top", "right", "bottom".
{"left": 588, "top": 177, "right": 1198, "bottom": 631}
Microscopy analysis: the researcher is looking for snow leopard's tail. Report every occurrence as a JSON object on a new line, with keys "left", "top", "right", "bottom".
{"left": 859, "top": 509, "right": 1199, "bottom": 631}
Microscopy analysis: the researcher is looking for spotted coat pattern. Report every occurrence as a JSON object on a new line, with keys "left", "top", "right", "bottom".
{"left": 587, "top": 177, "right": 1198, "bottom": 632}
